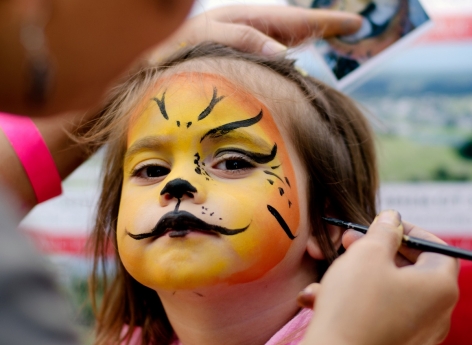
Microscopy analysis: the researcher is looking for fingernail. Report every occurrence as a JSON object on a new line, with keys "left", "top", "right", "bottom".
{"left": 375, "top": 210, "right": 401, "bottom": 227}
{"left": 261, "top": 40, "right": 287, "bottom": 56}
{"left": 341, "top": 17, "right": 362, "bottom": 34}
{"left": 297, "top": 289, "right": 314, "bottom": 309}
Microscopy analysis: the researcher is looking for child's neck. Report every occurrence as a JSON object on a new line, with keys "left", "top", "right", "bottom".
{"left": 157, "top": 255, "right": 316, "bottom": 345}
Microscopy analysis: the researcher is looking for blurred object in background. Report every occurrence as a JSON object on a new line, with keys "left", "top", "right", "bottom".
{"left": 289, "top": 0, "right": 432, "bottom": 88}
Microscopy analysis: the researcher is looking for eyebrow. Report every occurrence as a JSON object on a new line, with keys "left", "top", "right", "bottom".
{"left": 200, "top": 110, "right": 263, "bottom": 143}
{"left": 124, "top": 136, "right": 167, "bottom": 164}
{"left": 198, "top": 87, "right": 225, "bottom": 121}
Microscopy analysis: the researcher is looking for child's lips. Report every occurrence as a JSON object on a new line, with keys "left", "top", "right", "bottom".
{"left": 167, "top": 229, "right": 191, "bottom": 238}
{"left": 166, "top": 229, "right": 219, "bottom": 238}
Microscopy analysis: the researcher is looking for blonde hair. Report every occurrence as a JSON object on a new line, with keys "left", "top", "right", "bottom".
{"left": 85, "top": 43, "right": 378, "bottom": 345}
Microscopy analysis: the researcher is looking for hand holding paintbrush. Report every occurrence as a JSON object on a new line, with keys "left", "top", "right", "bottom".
{"left": 298, "top": 210, "right": 458, "bottom": 345}
{"left": 323, "top": 215, "right": 472, "bottom": 260}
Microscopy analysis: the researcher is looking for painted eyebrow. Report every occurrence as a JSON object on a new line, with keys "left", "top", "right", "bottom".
{"left": 208, "top": 129, "right": 273, "bottom": 152}
{"left": 200, "top": 110, "right": 263, "bottom": 143}
{"left": 198, "top": 87, "right": 225, "bottom": 121}
{"left": 124, "top": 136, "right": 167, "bottom": 164}
{"left": 152, "top": 90, "right": 168, "bottom": 120}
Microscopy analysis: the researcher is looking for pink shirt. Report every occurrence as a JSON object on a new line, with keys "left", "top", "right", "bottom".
{"left": 122, "top": 308, "right": 313, "bottom": 345}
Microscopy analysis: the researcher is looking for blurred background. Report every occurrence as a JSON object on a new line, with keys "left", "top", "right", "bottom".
{"left": 17, "top": 0, "right": 472, "bottom": 342}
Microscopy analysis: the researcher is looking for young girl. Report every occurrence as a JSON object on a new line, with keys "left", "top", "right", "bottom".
{"left": 86, "top": 43, "right": 378, "bottom": 345}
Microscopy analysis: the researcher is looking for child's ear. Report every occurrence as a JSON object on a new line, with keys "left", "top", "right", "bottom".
{"left": 306, "top": 222, "right": 343, "bottom": 259}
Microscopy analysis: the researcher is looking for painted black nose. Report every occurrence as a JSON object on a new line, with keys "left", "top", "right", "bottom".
{"left": 160, "top": 178, "right": 197, "bottom": 199}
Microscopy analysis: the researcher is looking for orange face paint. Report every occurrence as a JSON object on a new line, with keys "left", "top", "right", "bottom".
{"left": 117, "top": 73, "right": 300, "bottom": 291}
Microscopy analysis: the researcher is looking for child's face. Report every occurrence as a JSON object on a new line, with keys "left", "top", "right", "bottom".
{"left": 117, "top": 72, "right": 306, "bottom": 291}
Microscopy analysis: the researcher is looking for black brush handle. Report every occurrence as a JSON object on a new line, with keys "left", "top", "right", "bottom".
{"left": 322, "top": 217, "right": 472, "bottom": 261}
{"left": 403, "top": 235, "right": 472, "bottom": 260}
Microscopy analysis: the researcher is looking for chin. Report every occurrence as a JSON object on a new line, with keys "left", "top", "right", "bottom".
{"left": 137, "top": 261, "right": 276, "bottom": 292}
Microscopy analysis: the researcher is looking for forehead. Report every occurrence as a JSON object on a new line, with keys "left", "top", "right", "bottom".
{"left": 128, "top": 72, "right": 283, "bottom": 141}
{"left": 155, "top": 72, "right": 260, "bottom": 111}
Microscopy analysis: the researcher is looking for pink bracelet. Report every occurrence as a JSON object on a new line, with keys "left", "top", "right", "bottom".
{"left": 0, "top": 112, "right": 62, "bottom": 203}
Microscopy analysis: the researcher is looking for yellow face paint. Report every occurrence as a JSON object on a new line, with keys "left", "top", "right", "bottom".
{"left": 117, "top": 73, "right": 300, "bottom": 291}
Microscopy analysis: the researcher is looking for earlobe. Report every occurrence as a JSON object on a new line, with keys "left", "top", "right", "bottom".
{"left": 306, "top": 223, "right": 343, "bottom": 259}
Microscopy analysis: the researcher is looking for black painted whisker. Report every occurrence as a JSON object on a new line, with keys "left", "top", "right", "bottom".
{"left": 267, "top": 205, "right": 296, "bottom": 240}
{"left": 264, "top": 170, "right": 284, "bottom": 183}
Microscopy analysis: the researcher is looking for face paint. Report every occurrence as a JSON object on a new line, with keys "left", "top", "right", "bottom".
{"left": 117, "top": 73, "right": 301, "bottom": 291}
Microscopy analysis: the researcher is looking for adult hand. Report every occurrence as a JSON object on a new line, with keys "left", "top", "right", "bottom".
{"left": 149, "top": 5, "right": 362, "bottom": 61}
{"left": 299, "top": 210, "right": 459, "bottom": 345}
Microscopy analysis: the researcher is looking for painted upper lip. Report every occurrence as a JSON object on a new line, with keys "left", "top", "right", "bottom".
{"left": 127, "top": 211, "right": 250, "bottom": 240}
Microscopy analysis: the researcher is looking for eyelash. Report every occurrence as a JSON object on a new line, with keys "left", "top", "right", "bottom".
{"left": 129, "top": 151, "right": 257, "bottom": 181}
{"left": 131, "top": 162, "right": 170, "bottom": 180}
{"left": 212, "top": 152, "right": 256, "bottom": 174}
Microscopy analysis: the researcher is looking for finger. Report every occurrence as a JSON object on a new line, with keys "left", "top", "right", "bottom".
{"left": 343, "top": 212, "right": 412, "bottom": 265}
{"left": 397, "top": 220, "right": 450, "bottom": 263}
{"left": 403, "top": 220, "right": 447, "bottom": 244}
{"left": 412, "top": 249, "right": 459, "bottom": 279}
{"left": 208, "top": 6, "right": 362, "bottom": 45}
{"left": 363, "top": 210, "right": 403, "bottom": 259}
{"left": 343, "top": 228, "right": 412, "bottom": 267}
{"left": 404, "top": 253, "right": 459, "bottom": 316}
{"left": 297, "top": 283, "right": 321, "bottom": 309}
{"left": 394, "top": 251, "right": 415, "bottom": 267}
{"left": 341, "top": 228, "right": 364, "bottom": 249}
{"left": 401, "top": 221, "right": 459, "bottom": 282}
{"left": 193, "top": 21, "right": 288, "bottom": 56}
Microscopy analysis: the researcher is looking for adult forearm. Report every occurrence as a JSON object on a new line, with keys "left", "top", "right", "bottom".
{"left": 0, "top": 111, "right": 95, "bottom": 215}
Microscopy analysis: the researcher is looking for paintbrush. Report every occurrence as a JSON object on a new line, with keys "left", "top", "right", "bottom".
{"left": 322, "top": 217, "right": 472, "bottom": 261}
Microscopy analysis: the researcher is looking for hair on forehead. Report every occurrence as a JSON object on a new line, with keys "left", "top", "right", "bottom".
{"left": 156, "top": 57, "right": 310, "bottom": 116}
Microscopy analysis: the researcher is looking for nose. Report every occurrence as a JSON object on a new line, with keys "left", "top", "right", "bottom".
{"left": 160, "top": 178, "right": 197, "bottom": 200}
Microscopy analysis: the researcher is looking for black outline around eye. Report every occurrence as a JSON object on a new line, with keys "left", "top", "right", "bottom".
{"left": 131, "top": 163, "right": 170, "bottom": 179}
{"left": 214, "top": 144, "right": 276, "bottom": 165}
{"left": 213, "top": 153, "right": 255, "bottom": 172}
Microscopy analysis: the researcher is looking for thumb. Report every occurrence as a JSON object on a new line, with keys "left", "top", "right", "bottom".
{"left": 365, "top": 210, "right": 404, "bottom": 258}
{"left": 297, "top": 283, "right": 321, "bottom": 309}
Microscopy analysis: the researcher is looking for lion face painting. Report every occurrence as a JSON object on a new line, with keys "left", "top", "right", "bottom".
{"left": 88, "top": 44, "right": 379, "bottom": 344}
{"left": 117, "top": 72, "right": 304, "bottom": 291}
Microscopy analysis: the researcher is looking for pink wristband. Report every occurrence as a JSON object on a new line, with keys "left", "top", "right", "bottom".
{"left": 0, "top": 112, "right": 62, "bottom": 203}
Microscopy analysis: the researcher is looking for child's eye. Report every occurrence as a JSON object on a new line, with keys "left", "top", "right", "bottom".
{"left": 216, "top": 158, "right": 254, "bottom": 171}
{"left": 132, "top": 164, "right": 170, "bottom": 180}
{"left": 213, "top": 153, "right": 255, "bottom": 173}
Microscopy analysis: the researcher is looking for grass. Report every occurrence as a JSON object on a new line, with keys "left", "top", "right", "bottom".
{"left": 376, "top": 134, "right": 472, "bottom": 181}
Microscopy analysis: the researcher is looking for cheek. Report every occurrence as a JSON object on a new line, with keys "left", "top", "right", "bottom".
{"left": 116, "top": 194, "right": 142, "bottom": 271}
{"left": 118, "top": 184, "right": 162, "bottom": 230}
{"left": 221, "top": 178, "right": 300, "bottom": 283}
{"left": 117, "top": 197, "right": 140, "bottom": 244}
{"left": 116, "top": 185, "right": 162, "bottom": 263}
{"left": 117, "top": 235, "right": 146, "bottom": 279}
